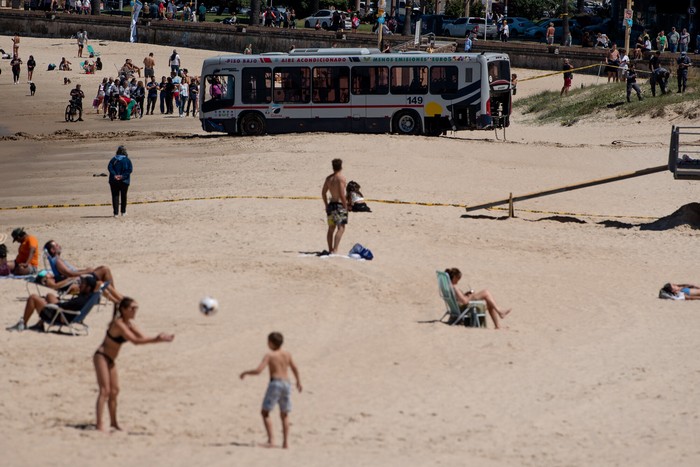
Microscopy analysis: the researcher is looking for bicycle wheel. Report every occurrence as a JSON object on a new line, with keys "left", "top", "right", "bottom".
{"left": 65, "top": 104, "right": 74, "bottom": 122}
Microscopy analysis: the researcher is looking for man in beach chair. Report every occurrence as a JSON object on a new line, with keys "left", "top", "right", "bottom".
{"left": 6, "top": 274, "right": 100, "bottom": 334}
{"left": 437, "top": 270, "right": 486, "bottom": 328}
{"left": 44, "top": 240, "right": 123, "bottom": 303}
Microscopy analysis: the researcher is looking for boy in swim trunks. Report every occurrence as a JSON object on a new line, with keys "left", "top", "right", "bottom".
{"left": 240, "top": 332, "right": 302, "bottom": 449}
{"left": 321, "top": 158, "right": 348, "bottom": 255}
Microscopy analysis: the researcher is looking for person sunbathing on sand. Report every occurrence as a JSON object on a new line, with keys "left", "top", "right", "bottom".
{"left": 660, "top": 283, "right": 700, "bottom": 300}
{"left": 445, "top": 267, "right": 512, "bottom": 329}
{"left": 93, "top": 297, "right": 174, "bottom": 432}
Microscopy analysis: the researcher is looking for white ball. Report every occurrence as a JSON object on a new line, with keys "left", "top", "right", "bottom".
{"left": 199, "top": 296, "right": 219, "bottom": 316}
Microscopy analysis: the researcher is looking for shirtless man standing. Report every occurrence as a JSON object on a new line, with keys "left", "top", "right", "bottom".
{"left": 143, "top": 53, "right": 156, "bottom": 80}
{"left": 321, "top": 158, "right": 348, "bottom": 255}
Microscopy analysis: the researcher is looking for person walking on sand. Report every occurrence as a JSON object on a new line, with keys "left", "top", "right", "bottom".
{"left": 77, "top": 29, "right": 87, "bottom": 58}
{"left": 27, "top": 55, "right": 36, "bottom": 82}
{"left": 12, "top": 32, "right": 19, "bottom": 57}
{"left": 240, "top": 332, "right": 302, "bottom": 449}
{"left": 93, "top": 297, "right": 174, "bottom": 432}
{"left": 108, "top": 146, "right": 133, "bottom": 217}
{"left": 445, "top": 268, "right": 512, "bottom": 329}
{"left": 560, "top": 58, "right": 573, "bottom": 96}
{"left": 168, "top": 49, "right": 180, "bottom": 74}
{"left": 321, "top": 158, "right": 348, "bottom": 255}
{"left": 143, "top": 52, "right": 155, "bottom": 80}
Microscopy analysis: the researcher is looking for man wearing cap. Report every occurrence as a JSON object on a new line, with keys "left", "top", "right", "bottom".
{"left": 9, "top": 228, "right": 39, "bottom": 275}
{"left": 6, "top": 274, "right": 96, "bottom": 332}
{"left": 677, "top": 51, "right": 692, "bottom": 94}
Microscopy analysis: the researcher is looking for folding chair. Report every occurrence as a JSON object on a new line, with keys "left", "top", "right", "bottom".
{"left": 436, "top": 271, "right": 486, "bottom": 327}
{"left": 40, "top": 281, "right": 110, "bottom": 336}
{"left": 87, "top": 45, "right": 100, "bottom": 57}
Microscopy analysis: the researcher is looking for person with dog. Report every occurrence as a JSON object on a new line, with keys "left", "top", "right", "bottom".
{"left": 10, "top": 54, "right": 22, "bottom": 85}
{"left": 26, "top": 55, "right": 35, "bottom": 83}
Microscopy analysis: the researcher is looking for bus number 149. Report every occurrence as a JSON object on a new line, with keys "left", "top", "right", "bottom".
{"left": 407, "top": 97, "right": 423, "bottom": 104}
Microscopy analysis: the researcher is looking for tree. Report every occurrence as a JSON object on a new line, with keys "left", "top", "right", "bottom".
{"left": 250, "top": 0, "right": 260, "bottom": 25}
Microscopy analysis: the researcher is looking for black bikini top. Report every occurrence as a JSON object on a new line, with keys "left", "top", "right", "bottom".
{"left": 106, "top": 330, "right": 127, "bottom": 344}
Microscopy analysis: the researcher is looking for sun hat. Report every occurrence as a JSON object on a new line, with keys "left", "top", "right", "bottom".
{"left": 0, "top": 233, "right": 7, "bottom": 244}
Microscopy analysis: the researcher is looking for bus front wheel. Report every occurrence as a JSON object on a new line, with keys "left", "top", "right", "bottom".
{"left": 393, "top": 111, "right": 422, "bottom": 135}
{"left": 239, "top": 113, "right": 266, "bottom": 136}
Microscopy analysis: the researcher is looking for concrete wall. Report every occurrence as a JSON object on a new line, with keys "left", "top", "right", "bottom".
{"left": 0, "top": 10, "right": 407, "bottom": 54}
{"left": 0, "top": 10, "right": 692, "bottom": 77}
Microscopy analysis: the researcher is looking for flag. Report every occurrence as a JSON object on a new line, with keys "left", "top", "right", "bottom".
{"left": 130, "top": 0, "right": 143, "bottom": 43}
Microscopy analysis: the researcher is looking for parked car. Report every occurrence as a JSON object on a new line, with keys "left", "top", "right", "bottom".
{"left": 443, "top": 17, "right": 497, "bottom": 39}
{"left": 303, "top": 9, "right": 352, "bottom": 30}
{"left": 524, "top": 18, "right": 581, "bottom": 42}
{"left": 582, "top": 19, "right": 647, "bottom": 46}
{"left": 502, "top": 17, "right": 536, "bottom": 37}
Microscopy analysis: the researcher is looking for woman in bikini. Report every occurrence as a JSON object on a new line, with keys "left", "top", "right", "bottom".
{"left": 93, "top": 297, "right": 174, "bottom": 432}
{"left": 445, "top": 268, "right": 512, "bottom": 329}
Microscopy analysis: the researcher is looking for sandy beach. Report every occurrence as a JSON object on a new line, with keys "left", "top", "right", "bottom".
{"left": 1, "top": 34, "right": 699, "bottom": 466}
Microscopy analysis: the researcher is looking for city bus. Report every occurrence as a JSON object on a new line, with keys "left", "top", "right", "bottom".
{"left": 199, "top": 48, "right": 511, "bottom": 136}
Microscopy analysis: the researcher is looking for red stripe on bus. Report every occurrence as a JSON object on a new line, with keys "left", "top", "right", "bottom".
{"left": 216, "top": 104, "right": 425, "bottom": 110}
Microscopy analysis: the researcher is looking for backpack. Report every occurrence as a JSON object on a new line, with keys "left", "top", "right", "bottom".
{"left": 47, "top": 64, "right": 56, "bottom": 71}
{"left": 349, "top": 243, "right": 373, "bottom": 260}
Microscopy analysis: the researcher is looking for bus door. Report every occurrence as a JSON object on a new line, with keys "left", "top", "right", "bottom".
{"left": 271, "top": 66, "right": 311, "bottom": 133}
{"left": 487, "top": 59, "right": 511, "bottom": 128}
{"left": 311, "top": 66, "right": 352, "bottom": 133}
{"left": 201, "top": 73, "right": 236, "bottom": 133}
{"left": 350, "top": 66, "right": 390, "bottom": 133}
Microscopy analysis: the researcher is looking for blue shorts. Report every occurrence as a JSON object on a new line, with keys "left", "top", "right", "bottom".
{"left": 262, "top": 379, "right": 292, "bottom": 413}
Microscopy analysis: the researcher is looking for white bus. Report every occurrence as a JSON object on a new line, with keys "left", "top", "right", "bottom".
{"left": 199, "top": 48, "right": 511, "bottom": 136}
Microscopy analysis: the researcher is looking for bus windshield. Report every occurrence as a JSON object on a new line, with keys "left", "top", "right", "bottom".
{"left": 487, "top": 60, "right": 510, "bottom": 84}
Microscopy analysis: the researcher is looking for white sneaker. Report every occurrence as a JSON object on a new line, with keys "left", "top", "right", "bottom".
{"left": 121, "top": 212, "right": 127, "bottom": 217}
{"left": 114, "top": 214, "right": 119, "bottom": 218}
{"left": 6, "top": 319, "right": 25, "bottom": 332}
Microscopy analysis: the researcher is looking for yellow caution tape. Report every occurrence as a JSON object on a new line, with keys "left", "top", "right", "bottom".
{"left": 520, "top": 62, "right": 652, "bottom": 82}
{"left": 0, "top": 194, "right": 657, "bottom": 220}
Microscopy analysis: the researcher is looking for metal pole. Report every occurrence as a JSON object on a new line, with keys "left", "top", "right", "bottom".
{"left": 464, "top": 165, "right": 669, "bottom": 213}
{"left": 194, "top": 0, "right": 197, "bottom": 22}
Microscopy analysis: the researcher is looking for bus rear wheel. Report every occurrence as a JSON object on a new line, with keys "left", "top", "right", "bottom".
{"left": 393, "top": 111, "right": 422, "bottom": 135}
{"left": 239, "top": 113, "right": 266, "bottom": 136}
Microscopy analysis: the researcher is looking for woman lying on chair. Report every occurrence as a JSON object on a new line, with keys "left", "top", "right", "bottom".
{"left": 445, "top": 268, "right": 512, "bottom": 329}
{"left": 660, "top": 283, "right": 700, "bottom": 300}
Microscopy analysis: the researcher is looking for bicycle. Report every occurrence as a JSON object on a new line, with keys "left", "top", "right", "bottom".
{"left": 65, "top": 99, "right": 80, "bottom": 122}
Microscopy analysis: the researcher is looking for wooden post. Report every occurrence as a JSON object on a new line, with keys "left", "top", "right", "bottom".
{"left": 508, "top": 192, "right": 514, "bottom": 217}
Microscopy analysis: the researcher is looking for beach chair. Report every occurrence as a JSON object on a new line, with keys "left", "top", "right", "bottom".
{"left": 40, "top": 281, "right": 109, "bottom": 336}
{"left": 87, "top": 45, "right": 100, "bottom": 57}
{"left": 436, "top": 271, "right": 486, "bottom": 327}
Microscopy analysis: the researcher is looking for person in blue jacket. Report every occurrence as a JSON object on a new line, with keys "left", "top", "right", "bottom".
{"left": 108, "top": 146, "right": 133, "bottom": 217}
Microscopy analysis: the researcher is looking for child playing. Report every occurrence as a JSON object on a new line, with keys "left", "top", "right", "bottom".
{"left": 240, "top": 332, "right": 302, "bottom": 449}
{"left": 346, "top": 180, "right": 371, "bottom": 212}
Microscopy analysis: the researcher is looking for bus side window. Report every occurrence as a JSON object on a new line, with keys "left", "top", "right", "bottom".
{"left": 390, "top": 66, "right": 428, "bottom": 95}
{"left": 274, "top": 67, "right": 310, "bottom": 103}
{"left": 464, "top": 67, "right": 474, "bottom": 83}
{"left": 242, "top": 67, "right": 272, "bottom": 104}
{"left": 351, "top": 66, "right": 389, "bottom": 95}
{"left": 430, "top": 66, "right": 458, "bottom": 94}
{"left": 313, "top": 66, "right": 350, "bottom": 104}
